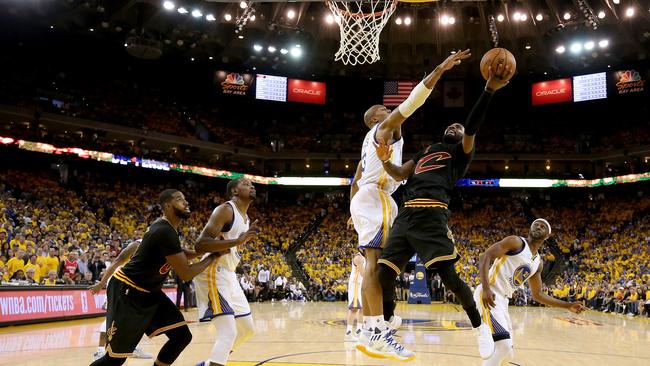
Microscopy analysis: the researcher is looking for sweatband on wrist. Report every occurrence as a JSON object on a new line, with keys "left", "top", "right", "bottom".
{"left": 397, "top": 81, "right": 432, "bottom": 118}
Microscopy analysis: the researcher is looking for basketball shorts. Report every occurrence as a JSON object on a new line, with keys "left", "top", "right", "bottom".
{"left": 473, "top": 284, "right": 512, "bottom": 342}
{"left": 347, "top": 280, "right": 362, "bottom": 310}
{"left": 104, "top": 278, "right": 187, "bottom": 358}
{"left": 378, "top": 206, "right": 459, "bottom": 274}
{"left": 350, "top": 184, "right": 398, "bottom": 250}
{"left": 195, "top": 264, "right": 251, "bottom": 321}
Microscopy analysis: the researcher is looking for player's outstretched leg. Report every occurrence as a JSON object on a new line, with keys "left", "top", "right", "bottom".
{"left": 439, "top": 262, "right": 494, "bottom": 359}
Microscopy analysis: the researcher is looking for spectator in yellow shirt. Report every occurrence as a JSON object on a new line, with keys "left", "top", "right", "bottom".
{"left": 42, "top": 270, "right": 60, "bottom": 286}
{"left": 6, "top": 249, "right": 26, "bottom": 277}
{"left": 24, "top": 254, "right": 41, "bottom": 282}
{"left": 44, "top": 247, "right": 60, "bottom": 275}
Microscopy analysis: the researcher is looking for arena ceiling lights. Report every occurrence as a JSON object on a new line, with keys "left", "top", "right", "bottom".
{"left": 556, "top": 39, "right": 609, "bottom": 55}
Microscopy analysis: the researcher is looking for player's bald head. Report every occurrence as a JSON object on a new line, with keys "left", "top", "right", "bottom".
{"left": 364, "top": 105, "right": 384, "bottom": 128}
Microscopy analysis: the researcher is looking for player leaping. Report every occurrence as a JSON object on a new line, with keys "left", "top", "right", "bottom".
{"left": 476, "top": 219, "right": 587, "bottom": 365}
{"left": 349, "top": 49, "right": 470, "bottom": 360}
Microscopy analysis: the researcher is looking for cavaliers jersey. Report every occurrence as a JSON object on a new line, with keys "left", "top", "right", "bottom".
{"left": 403, "top": 142, "right": 474, "bottom": 205}
{"left": 349, "top": 254, "right": 364, "bottom": 285}
{"left": 116, "top": 219, "right": 182, "bottom": 292}
{"left": 357, "top": 123, "right": 404, "bottom": 194}
{"left": 215, "top": 201, "right": 249, "bottom": 272}
{"left": 488, "top": 237, "right": 542, "bottom": 298}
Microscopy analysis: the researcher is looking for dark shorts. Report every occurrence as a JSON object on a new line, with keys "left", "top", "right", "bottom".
{"left": 104, "top": 279, "right": 187, "bottom": 358}
{"left": 378, "top": 207, "right": 459, "bottom": 274}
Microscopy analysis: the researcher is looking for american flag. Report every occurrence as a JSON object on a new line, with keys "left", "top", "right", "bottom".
{"left": 383, "top": 81, "right": 417, "bottom": 107}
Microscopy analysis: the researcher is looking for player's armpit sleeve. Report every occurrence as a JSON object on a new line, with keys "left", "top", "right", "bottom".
{"left": 158, "top": 228, "right": 183, "bottom": 257}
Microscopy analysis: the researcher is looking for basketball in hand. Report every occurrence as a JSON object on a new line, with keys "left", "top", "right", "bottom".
{"left": 480, "top": 48, "right": 516, "bottom": 81}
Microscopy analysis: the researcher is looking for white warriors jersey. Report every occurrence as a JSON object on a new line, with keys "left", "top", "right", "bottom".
{"left": 349, "top": 254, "right": 364, "bottom": 285}
{"left": 215, "top": 201, "right": 250, "bottom": 272}
{"left": 488, "top": 237, "right": 542, "bottom": 298}
{"left": 357, "top": 123, "right": 404, "bottom": 194}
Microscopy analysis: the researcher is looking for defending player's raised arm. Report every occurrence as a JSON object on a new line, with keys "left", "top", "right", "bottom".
{"left": 462, "top": 61, "right": 514, "bottom": 154}
{"left": 195, "top": 204, "right": 258, "bottom": 253}
{"left": 88, "top": 240, "right": 141, "bottom": 294}
{"left": 528, "top": 262, "right": 587, "bottom": 314}
{"left": 478, "top": 235, "right": 523, "bottom": 308}
{"left": 376, "top": 50, "right": 471, "bottom": 141}
{"left": 375, "top": 137, "right": 414, "bottom": 181}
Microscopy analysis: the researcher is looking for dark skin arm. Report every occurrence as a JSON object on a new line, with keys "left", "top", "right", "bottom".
{"left": 88, "top": 240, "right": 140, "bottom": 294}
{"left": 478, "top": 235, "right": 523, "bottom": 308}
{"left": 375, "top": 139, "right": 415, "bottom": 182}
{"left": 194, "top": 204, "right": 259, "bottom": 254}
{"left": 165, "top": 251, "right": 218, "bottom": 282}
{"left": 347, "top": 161, "right": 363, "bottom": 229}
{"left": 183, "top": 248, "right": 200, "bottom": 260}
{"left": 529, "top": 262, "right": 587, "bottom": 313}
{"left": 376, "top": 50, "right": 472, "bottom": 142}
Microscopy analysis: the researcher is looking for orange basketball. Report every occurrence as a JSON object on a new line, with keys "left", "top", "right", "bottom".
{"left": 480, "top": 48, "right": 516, "bottom": 81}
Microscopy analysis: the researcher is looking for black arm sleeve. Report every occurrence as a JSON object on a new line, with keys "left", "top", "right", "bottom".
{"left": 464, "top": 90, "right": 494, "bottom": 136}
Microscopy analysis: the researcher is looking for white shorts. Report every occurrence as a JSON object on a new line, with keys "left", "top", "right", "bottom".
{"left": 350, "top": 184, "right": 398, "bottom": 250}
{"left": 348, "top": 280, "right": 362, "bottom": 310}
{"left": 195, "top": 264, "right": 250, "bottom": 321}
{"left": 474, "top": 284, "right": 512, "bottom": 342}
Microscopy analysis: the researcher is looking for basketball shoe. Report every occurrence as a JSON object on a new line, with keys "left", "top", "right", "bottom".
{"left": 474, "top": 323, "right": 495, "bottom": 359}
{"left": 356, "top": 327, "right": 415, "bottom": 361}
{"left": 133, "top": 346, "right": 153, "bottom": 359}
{"left": 344, "top": 329, "right": 359, "bottom": 342}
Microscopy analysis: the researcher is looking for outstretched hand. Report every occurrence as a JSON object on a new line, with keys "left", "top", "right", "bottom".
{"left": 438, "top": 49, "right": 471, "bottom": 71}
{"left": 485, "top": 62, "right": 514, "bottom": 92}
{"left": 567, "top": 301, "right": 588, "bottom": 314}
{"left": 374, "top": 137, "right": 393, "bottom": 163}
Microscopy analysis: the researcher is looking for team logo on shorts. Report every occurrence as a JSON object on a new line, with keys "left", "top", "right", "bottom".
{"left": 107, "top": 321, "right": 117, "bottom": 342}
{"left": 159, "top": 262, "right": 172, "bottom": 274}
{"left": 511, "top": 265, "right": 532, "bottom": 287}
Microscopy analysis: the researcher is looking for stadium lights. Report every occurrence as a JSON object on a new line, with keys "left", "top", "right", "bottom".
{"left": 570, "top": 42, "right": 582, "bottom": 53}
{"left": 287, "top": 9, "right": 296, "bottom": 19}
{"left": 395, "top": 17, "right": 402, "bottom": 25}
{"left": 613, "top": 0, "right": 620, "bottom": 4}
{"left": 556, "top": 45, "right": 566, "bottom": 54}
{"left": 240, "top": 1, "right": 247, "bottom": 9}
{"left": 520, "top": 13, "right": 527, "bottom": 21}
{"left": 404, "top": 16, "right": 412, "bottom": 25}
{"left": 268, "top": 46, "right": 276, "bottom": 53}
{"left": 448, "top": 16, "right": 456, "bottom": 24}
{"left": 163, "top": 1, "right": 175, "bottom": 11}
{"left": 224, "top": 13, "right": 232, "bottom": 21}
{"left": 253, "top": 44, "right": 262, "bottom": 52}
{"left": 563, "top": 12, "right": 571, "bottom": 20}
{"left": 206, "top": 14, "right": 215, "bottom": 22}
{"left": 280, "top": 48, "right": 288, "bottom": 54}
{"left": 598, "top": 11, "right": 606, "bottom": 19}
{"left": 599, "top": 39, "right": 609, "bottom": 48}
{"left": 496, "top": 14, "right": 504, "bottom": 22}
{"left": 191, "top": 9, "right": 202, "bottom": 18}
{"left": 250, "top": 14, "right": 256, "bottom": 21}
{"left": 584, "top": 41, "right": 595, "bottom": 50}
{"left": 536, "top": 13, "right": 543, "bottom": 21}
{"left": 177, "top": 7, "right": 188, "bottom": 14}
{"left": 325, "top": 14, "right": 334, "bottom": 24}
{"left": 238, "top": 35, "right": 244, "bottom": 39}
{"left": 625, "top": 7, "right": 635, "bottom": 17}
{"left": 513, "top": 12, "right": 521, "bottom": 21}
{"left": 290, "top": 47, "right": 302, "bottom": 58}
{"left": 525, "top": 44, "right": 531, "bottom": 50}
{"left": 440, "top": 14, "right": 453, "bottom": 25}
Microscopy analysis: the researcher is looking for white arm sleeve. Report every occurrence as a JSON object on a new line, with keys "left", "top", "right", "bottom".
{"left": 397, "top": 81, "right": 433, "bottom": 118}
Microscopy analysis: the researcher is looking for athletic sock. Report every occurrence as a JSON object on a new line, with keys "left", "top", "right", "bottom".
{"left": 370, "top": 315, "right": 386, "bottom": 331}
{"left": 363, "top": 316, "right": 372, "bottom": 330}
{"left": 346, "top": 325, "right": 352, "bottom": 333}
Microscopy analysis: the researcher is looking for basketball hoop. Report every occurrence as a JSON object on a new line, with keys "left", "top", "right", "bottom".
{"left": 326, "top": 0, "right": 398, "bottom": 65}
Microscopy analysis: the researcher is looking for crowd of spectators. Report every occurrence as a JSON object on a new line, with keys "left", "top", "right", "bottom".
{"left": 0, "top": 162, "right": 648, "bottom": 317}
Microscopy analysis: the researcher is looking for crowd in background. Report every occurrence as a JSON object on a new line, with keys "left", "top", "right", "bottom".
{"left": 0, "top": 162, "right": 648, "bottom": 317}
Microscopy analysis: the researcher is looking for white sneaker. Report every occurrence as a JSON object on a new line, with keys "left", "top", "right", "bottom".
{"left": 386, "top": 315, "right": 402, "bottom": 336}
{"left": 344, "top": 330, "right": 359, "bottom": 342}
{"left": 92, "top": 347, "right": 105, "bottom": 361}
{"left": 475, "top": 323, "right": 495, "bottom": 359}
{"left": 357, "top": 328, "right": 415, "bottom": 362}
{"left": 133, "top": 346, "right": 153, "bottom": 359}
{"left": 356, "top": 328, "right": 385, "bottom": 358}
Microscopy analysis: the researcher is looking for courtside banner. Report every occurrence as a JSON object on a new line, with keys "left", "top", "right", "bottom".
{"left": 287, "top": 79, "right": 326, "bottom": 104}
{"left": 531, "top": 78, "right": 572, "bottom": 105}
{"left": 0, "top": 287, "right": 181, "bottom": 325}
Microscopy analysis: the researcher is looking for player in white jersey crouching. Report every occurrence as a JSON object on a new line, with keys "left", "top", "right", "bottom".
{"left": 476, "top": 218, "right": 587, "bottom": 365}
{"left": 350, "top": 50, "right": 470, "bottom": 362}
{"left": 194, "top": 178, "right": 260, "bottom": 366}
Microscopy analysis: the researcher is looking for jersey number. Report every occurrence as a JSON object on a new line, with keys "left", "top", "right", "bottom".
{"left": 414, "top": 152, "right": 451, "bottom": 175}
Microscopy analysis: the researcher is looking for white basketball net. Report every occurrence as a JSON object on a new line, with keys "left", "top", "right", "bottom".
{"left": 326, "top": 0, "right": 398, "bottom": 65}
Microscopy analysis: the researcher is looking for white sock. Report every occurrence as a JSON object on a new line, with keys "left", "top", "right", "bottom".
{"left": 482, "top": 339, "right": 513, "bottom": 366}
{"left": 363, "top": 316, "right": 372, "bottom": 330}
{"left": 346, "top": 324, "right": 352, "bottom": 332}
{"left": 356, "top": 322, "right": 363, "bottom": 332}
{"left": 370, "top": 315, "right": 386, "bottom": 330}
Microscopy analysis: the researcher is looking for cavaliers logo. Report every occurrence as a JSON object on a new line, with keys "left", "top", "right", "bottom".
{"left": 511, "top": 265, "right": 532, "bottom": 287}
{"left": 159, "top": 262, "right": 172, "bottom": 274}
{"left": 414, "top": 152, "right": 451, "bottom": 175}
{"left": 107, "top": 321, "right": 117, "bottom": 342}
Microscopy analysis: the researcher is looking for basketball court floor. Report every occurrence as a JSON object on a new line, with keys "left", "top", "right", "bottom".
{"left": 0, "top": 302, "right": 648, "bottom": 366}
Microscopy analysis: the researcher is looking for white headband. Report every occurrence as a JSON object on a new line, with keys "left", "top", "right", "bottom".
{"left": 533, "top": 218, "right": 551, "bottom": 235}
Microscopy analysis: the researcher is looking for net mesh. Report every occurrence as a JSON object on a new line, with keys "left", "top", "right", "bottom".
{"left": 326, "top": 0, "right": 398, "bottom": 65}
